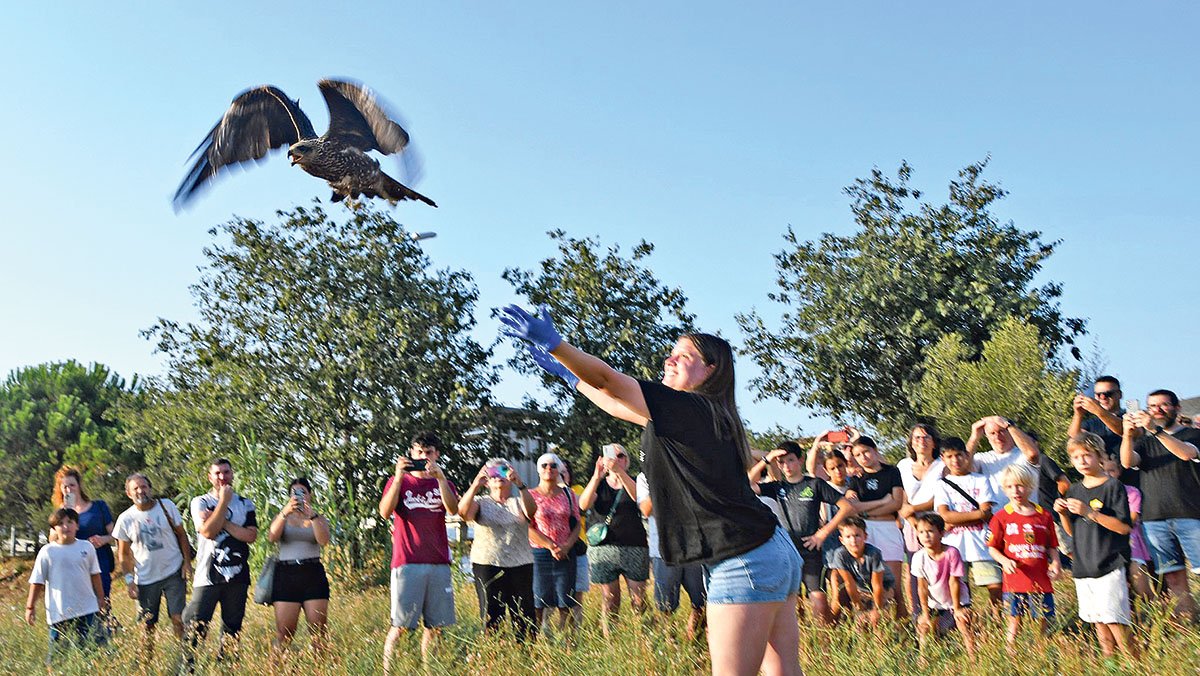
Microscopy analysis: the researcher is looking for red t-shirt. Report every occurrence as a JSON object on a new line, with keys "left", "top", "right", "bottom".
{"left": 986, "top": 504, "right": 1058, "bottom": 593}
{"left": 383, "top": 474, "right": 456, "bottom": 567}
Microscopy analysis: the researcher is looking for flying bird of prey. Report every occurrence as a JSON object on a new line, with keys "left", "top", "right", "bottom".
{"left": 174, "top": 79, "right": 436, "bottom": 209}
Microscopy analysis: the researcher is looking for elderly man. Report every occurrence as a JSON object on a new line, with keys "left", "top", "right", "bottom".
{"left": 1121, "top": 389, "right": 1200, "bottom": 622}
{"left": 966, "top": 416, "right": 1042, "bottom": 505}
{"left": 114, "top": 473, "right": 192, "bottom": 660}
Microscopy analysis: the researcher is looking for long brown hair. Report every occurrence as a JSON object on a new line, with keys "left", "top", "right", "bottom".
{"left": 681, "top": 333, "right": 753, "bottom": 470}
{"left": 51, "top": 466, "right": 90, "bottom": 508}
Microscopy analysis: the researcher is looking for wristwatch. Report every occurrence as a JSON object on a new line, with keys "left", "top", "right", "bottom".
{"left": 124, "top": 573, "right": 135, "bottom": 585}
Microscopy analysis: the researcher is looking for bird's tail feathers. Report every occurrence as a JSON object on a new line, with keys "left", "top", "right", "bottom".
{"left": 376, "top": 173, "right": 437, "bottom": 207}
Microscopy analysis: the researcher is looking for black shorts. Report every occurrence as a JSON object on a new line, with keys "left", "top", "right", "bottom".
{"left": 800, "top": 550, "right": 826, "bottom": 595}
{"left": 272, "top": 560, "right": 330, "bottom": 603}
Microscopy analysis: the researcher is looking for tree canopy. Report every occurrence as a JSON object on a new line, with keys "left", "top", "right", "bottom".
{"left": 738, "top": 159, "right": 1085, "bottom": 438}
{"left": 0, "top": 361, "right": 139, "bottom": 529}
{"left": 502, "top": 230, "right": 694, "bottom": 472}
{"left": 118, "top": 204, "right": 498, "bottom": 561}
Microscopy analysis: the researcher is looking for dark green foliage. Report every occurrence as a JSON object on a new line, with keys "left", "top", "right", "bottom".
{"left": 0, "top": 360, "right": 140, "bottom": 529}
{"left": 117, "top": 204, "right": 498, "bottom": 563}
{"left": 738, "top": 159, "right": 1085, "bottom": 439}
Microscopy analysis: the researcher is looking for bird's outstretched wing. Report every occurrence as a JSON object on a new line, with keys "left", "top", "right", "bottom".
{"left": 319, "top": 79, "right": 411, "bottom": 155}
{"left": 173, "top": 86, "right": 317, "bottom": 209}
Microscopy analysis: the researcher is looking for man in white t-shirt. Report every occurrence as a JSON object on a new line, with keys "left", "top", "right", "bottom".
{"left": 967, "top": 416, "right": 1042, "bottom": 506}
{"left": 114, "top": 473, "right": 192, "bottom": 656}
{"left": 636, "top": 472, "right": 706, "bottom": 640}
{"left": 26, "top": 508, "right": 107, "bottom": 664}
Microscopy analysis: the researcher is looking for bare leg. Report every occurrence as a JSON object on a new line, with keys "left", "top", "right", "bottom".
{"left": 302, "top": 599, "right": 330, "bottom": 654}
{"left": 273, "top": 601, "right": 302, "bottom": 651}
{"left": 383, "top": 626, "right": 405, "bottom": 674}
{"left": 708, "top": 600, "right": 801, "bottom": 676}
{"left": 420, "top": 627, "right": 441, "bottom": 662}
{"left": 627, "top": 579, "right": 648, "bottom": 614}
{"left": 885, "top": 561, "right": 906, "bottom": 618}
{"left": 1129, "top": 562, "right": 1153, "bottom": 600}
{"left": 809, "top": 592, "right": 832, "bottom": 626}
{"left": 598, "top": 581, "right": 621, "bottom": 637}
{"left": 687, "top": 606, "right": 706, "bottom": 642}
{"left": 1163, "top": 570, "right": 1198, "bottom": 623}
{"left": 1106, "top": 623, "right": 1140, "bottom": 660}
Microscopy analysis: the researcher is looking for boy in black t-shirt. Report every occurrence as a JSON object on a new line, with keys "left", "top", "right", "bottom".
{"left": 749, "top": 441, "right": 854, "bottom": 625}
{"left": 1055, "top": 432, "right": 1140, "bottom": 661}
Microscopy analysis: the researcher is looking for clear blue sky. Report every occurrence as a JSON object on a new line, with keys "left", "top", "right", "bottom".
{"left": 2, "top": 3, "right": 1196, "bottom": 434}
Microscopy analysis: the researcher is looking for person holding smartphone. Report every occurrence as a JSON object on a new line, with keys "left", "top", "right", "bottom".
{"left": 379, "top": 431, "right": 459, "bottom": 670}
{"left": 267, "top": 477, "right": 331, "bottom": 654}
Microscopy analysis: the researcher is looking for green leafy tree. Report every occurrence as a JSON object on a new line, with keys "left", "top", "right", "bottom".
{"left": 0, "top": 361, "right": 140, "bottom": 529}
{"left": 738, "top": 159, "right": 1085, "bottom": 438}
{"left": 501, "top": 230, "right": 694, "bottom": 473}
{"left": 913, "top": 317, "right": 1078, "bottom": 467}
{"left": 117, "top": 204, "right": 498, "bottom": 564}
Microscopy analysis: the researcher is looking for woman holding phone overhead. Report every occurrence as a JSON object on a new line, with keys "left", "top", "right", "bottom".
{"left": 503, "top": 305, "right": 803, "bottom": 676}
{"left": 267, "top": 477, "right": 331, "bottom": 654}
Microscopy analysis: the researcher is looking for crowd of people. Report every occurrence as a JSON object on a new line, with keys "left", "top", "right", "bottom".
{"left": 21, "top": 304, "right": 1200, "bottom": 675}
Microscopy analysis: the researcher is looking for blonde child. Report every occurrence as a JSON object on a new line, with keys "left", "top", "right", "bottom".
{"left": 987, "top": 464, "right": 1061, "bottom": 647}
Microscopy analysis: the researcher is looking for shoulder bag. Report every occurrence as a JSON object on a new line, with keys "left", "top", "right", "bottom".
{"left": 585, "top": 484, "right": 625, "bottom": 546}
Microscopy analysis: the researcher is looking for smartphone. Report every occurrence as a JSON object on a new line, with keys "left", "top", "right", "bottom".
{"left": 409, "top": 458, "right": 428, "bottom": 471}
{"left": 485, "top": 466, "right": 505, "bottom": 479}
{"left": 1126, "top": 399, "right": 1140, "bottom": 414}
{"left": 602, "top": 444, "right": 620, "bottom": 460}
{"left": 291, "top": 487, "right": 305, "bottom": 501}
{"left": 826, "top": 430, "right": 850, "bottom": 444}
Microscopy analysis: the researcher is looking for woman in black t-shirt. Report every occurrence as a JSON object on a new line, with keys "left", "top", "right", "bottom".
{"left": 578, "top": 443, "right": 648, "bottom": 638}
{"left": 502, "top": 304, "right": 802, "bottom": 676}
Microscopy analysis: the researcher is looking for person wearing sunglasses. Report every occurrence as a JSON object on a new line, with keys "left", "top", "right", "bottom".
{"left": 578, "top": 443, "right": 648, "bottom": 638}
{"left": 503, "top": 305, "right": 801, "bottom": 676}
{"left": 1070, "top": 376, "right": 1134, "bottom": 484}
{"left": 527, "top": 452, "right": 582, "bottom": 635}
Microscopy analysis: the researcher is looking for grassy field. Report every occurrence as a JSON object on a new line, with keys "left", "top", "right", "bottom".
{"left": 2, "top": 557, "right": 1198, "bottom": 675}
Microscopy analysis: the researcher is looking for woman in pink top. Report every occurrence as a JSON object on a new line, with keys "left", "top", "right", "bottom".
{"left": 527, "top": 452, "right": 581, "bottom": 634}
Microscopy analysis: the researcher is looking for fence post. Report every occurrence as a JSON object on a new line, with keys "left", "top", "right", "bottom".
{"left": 8, "top": 526, "right": 15, "bottom": 557}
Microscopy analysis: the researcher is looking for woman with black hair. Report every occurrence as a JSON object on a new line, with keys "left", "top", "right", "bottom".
{"left": 267, "top": 477, "right": 331, "bottom": 653}
{"left": 502, "top": 305, "right": 802, "bottom": 676}
{"left": 897, "top": 423, "right": 944, "bottom": 614}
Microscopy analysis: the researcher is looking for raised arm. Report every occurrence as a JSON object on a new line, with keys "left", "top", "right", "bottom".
{"left": 502, "top": 305, "right": 649, "bottom": 423}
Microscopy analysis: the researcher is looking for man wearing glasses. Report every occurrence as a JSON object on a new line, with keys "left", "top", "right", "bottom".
{"left": 1070, "top": 376, "right": 1135, "bottom": 485}
{"left": 1120, "top": 389, "right": 1200, "bottom": 623}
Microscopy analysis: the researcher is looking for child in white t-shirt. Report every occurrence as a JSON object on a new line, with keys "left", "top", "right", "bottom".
{"left": 26, "top": 508, "right": 107, "bottom": 663}
{"left": 934, "top": 437, "right": 1003, "bottom": 606}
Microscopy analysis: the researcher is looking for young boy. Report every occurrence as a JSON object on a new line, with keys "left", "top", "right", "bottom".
{"left": 846, "top": 437, "right": 907, "bottom": 618}
{"left": 1055, "top": 432, "right": 1140, "bottom": 660}
{"left": 987, "top": 464, "right": 1061, "bottom": 647}
{"left": 828, "top": 516, "right": 897, "bottom": 627}
{"left": 934, "top": 437, "right": 1003, "bottom": 605}
{"left": 911, "top": 512, "right": 976, "bottom": 658}
{"left": 26, "top": 508, "right": 107, "bottom": 664}
{"left": 819, "top": 451, "right": 853, "bottom": 587}
{"left": 748, "top": 441, "right": 855, "bottom": 625}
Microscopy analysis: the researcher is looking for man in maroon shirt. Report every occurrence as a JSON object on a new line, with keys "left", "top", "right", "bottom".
{"left": 378, "top": 432, "right": 459, "bottom": 671}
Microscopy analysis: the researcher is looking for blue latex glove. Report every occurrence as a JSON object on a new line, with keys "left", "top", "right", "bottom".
{"left": 499, "top": 304, "right": 563, "bottom": 352}
{"left": 527, "top": 343, "right": 579, "bottom": 389}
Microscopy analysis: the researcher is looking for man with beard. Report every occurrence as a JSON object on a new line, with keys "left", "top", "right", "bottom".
{"left": 1070, "top": 376, "right": 1135, "bottom": 485}
{"left": 183, "top": 458, "right": 258, "bottom": 664}
{"left": 114, "top": 473, "right": 192, "bottom": 659}
{"left": 1120, "top": 389, "right": 1200, "bottom": 622}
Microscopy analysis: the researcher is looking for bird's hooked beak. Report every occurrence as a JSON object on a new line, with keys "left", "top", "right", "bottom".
{"left": 287, "top": 144, "right": 304, "bottom": 166}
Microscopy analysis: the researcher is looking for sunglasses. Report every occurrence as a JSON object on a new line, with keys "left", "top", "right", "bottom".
{"left": 540, "top": 462, "right": 558, "bottom": 469}
{"left": 615, "top": 454, "right": 627, "bottom": 460}
{"left": 1094, "top": 390, "right": 1119, "bottom": 398}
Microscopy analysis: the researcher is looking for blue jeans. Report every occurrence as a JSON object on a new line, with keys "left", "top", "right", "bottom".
{"left": 652, "top": 556, "right": 706, "bottom": 613}
{"left": 47, "top": 612, "right": 106, "bottom": 664}
{"left": 532, "top": 548, "right": 578, "bottom": 609}
{"left": 703, "top": 527, "right": 802, "bottom": 605}
{"left": 1143, "top": 518, "right": 1200, "bottom": 575}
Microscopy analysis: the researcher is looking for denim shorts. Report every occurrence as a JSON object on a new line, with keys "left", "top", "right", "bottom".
{"left": 1142, "top": 518, "right": 1200, "bottom": 575}
{"left": 652, "top": 557, "right": 706, "bottom": 612}
{"left": 390, "top": 564, "right": 456, "bottom": 629}
{"left": 1003, "top": 591, "right": 1055, "bottom": 619}
{"left": 703, "top": 527, "right": 802, "bottom": 605}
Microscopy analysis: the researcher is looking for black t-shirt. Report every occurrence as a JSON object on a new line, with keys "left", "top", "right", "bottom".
{"left": 1134, "top": 427, "right": 1200, "bottom": 521}
{"left": 1036, "top": 455, "right": 1066, "bottom": 514}
{"left": 1063, "top": 477, "right": 1131, "bottom": 578}
{"left": 1084, "top": 413, "right": 1140, "bottom": 487}
{"left": 591, "top": 480, "right": 647, "bottom": 547}
{"left": 849, "top": 464, "right": 904, "bottom": 509}
{"left": 638, "top": 380, "right": 776, "bottom": 565}
{"left": 758, "top": 477, "right": 845, "bottom": 549}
